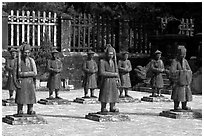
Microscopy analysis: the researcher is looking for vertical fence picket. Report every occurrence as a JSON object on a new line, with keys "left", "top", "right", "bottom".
{"left": 87, "top": 14, "right": 91, "bottom": 49}
{"left": 16, "top": 10, "right": 20, "bottom": 46}
{"left": 73, "top": 16, "right": 76, "bottom": 51}
{"left": 22, "top": 10, "right": 25, "bottom": 43}
{"left": 92, "top": 15, "right": 95, "bottom": 51}
{"left": 43, "top": 11, "right": 46, "bottom": 40}
{"left": 54, "top": 13, "right": 57, "bottom": 47}
{"left": 37, "top": 11, "right": 40, "bottom": 46}
{"left": 27, "top": 11, "right": 30, "bottom": 44}
{"left": 96, "top": 16, "right": 100, "bottom": 52}
{"left": 32, "top": 11, "right": 35, "bottom": 46}
{"left": 83, "top": 13, "right": 86, "bottom": 50}
{"left": 78, "top": 14, "right": 81, "bottom": 51}
{"left": 48, "top": 12, "right": 51, "bottom": 42}
{"left": 10, "top": 10, "right": 14, "bottom": 46}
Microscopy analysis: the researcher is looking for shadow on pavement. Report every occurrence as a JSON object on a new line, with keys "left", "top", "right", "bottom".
{"left": 121, "top": 112, "right": 159, "bottom": 116}
{"left": 38, "top": 114, "right": 86, "bottom": 119}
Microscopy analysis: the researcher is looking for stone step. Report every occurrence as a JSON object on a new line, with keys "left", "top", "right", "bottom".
{"left": 159, "top": 109, "right": 202, "bottom": 119}
{"left": 118, "top": 97, "right": 141, "bottom": 103}
{"left": 2, "top": 114, "right": 47, "bottom": 125}
{"left": 85, "top": 112, "right": 131, "bottom": 122}
{"left": 37, "top": 98, "right": 71, "bottom": 105}
{"left": 141, "top": 96, "right": 173, "bottom": 102}
{"left": 73, "top": 97, "right": 100, "bottom": 104}
{"left": 138, "top": 86, "right": 172, "bottom": 95}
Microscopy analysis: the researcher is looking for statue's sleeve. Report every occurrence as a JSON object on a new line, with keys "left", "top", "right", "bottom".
{"left": 118, "top": 60, "right": 127, "bottom": 72}
{"left": 169, "top": 59, "right": 179, "bottom": 81}
{"left": 5, "top": 59, "right": 12, "bottom": 71}
{"left": 185, "top": 60, "right": 191, "bottom": 71}
{"left": 94, "top": 61, "right": 98, "bottom": 73}
{"left": 47, "top": 60, "right": 54, "bottom": 72}
{"left": 127, "top": 60, "right": 132, "bottom": 72}
{"left": 150, "top": 60, "right": 163, "bottom": 73}
{"left": 58, "top": 60, "right": 63, "bottom": 72}
{"left": 21, "top": 58, "right": 37, "bottom": 77}
{"left": 100, "top": 60, "right": 117, "bottom": 77}
{"left": 82, "top": 61, "right": 90, "bottom": 73}
{"left": 30, "top": 58, "right": 37, "bottom": 76}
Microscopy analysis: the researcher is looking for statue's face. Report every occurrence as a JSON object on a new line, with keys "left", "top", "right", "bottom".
{"left": 124, "top": 53, "right": 128, "bottom": 60}
{"left": 88, "top": 54, "right": 94, "bottom": 59}
{"left": 23, "top": 50, "right": 30, "bottom": 57}
{"left": 156, "top": 53, "right": 161, "bottom": 59}
{"left": 107, "top": 52, "right": 114, "bottom": 59}
{"left": 53, "top": 53, "right": 58, "bottom": 59}
{"left": 11, "top": 52, "right": 17, "bottom": 58}
{"left": 179, "top": 52, "right": 186, "bottom": 59}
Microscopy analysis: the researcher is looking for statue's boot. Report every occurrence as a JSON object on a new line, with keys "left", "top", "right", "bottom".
{"left": 182, "top": 101, "right": 191, "bottom": 110}
{"left": 90, "top": 89, "right": 97, "bottom": 98}
{"left": 174, "top": 101, "right": 181, "bottom": 110}
{"left": 27, "top": 104, "right": 36, "bottom": 115}
{"left": 119, "top": 89, "right": 125, "bottom": 98}
{"left": 17, "top": 104, "right": 23, "bottom": 115}
{"left": 55, "top": 90, "right": 62, "bottom": 99}
{"left": 101, "top": 102, "right": 108, "bottom": 112}
{"left": 110, "top": 103, "right": 119, "bottom": 112}
{"left": 125, "top": 89, "right": 131, "bottom": 98}
{"left": 9, "top": 90, "right": 14, "bottom": 99}
{"left": 49, "top": 90, "right": 54, "bottom": 99}
{"left": 157, "top": 89, "right": 164, "bottom": 97}
{"left": 83, "top": 88, "right": 89, "bottom": 98}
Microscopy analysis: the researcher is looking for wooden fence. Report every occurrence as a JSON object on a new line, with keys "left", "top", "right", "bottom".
{"left": 161, "top": 17, "right": 194, "bottom": 36}
{"left": 8, "top": 10, "right": 58, "bottom": 48}
{"left": 6, "top": 10, "right": 195, "bottom": 54}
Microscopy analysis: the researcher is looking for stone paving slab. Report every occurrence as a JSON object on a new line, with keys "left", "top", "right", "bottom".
{"left": 2, "top": 89, "right": 202, "bottom": 136}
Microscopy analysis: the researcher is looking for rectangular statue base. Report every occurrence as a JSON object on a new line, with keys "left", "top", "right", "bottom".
{"left": 85, "top": 112, "right": 131, "bottom": 122}
{"left": 73, "top": 97, "right": 100, "bottom": 104}
{"left": 2, "top": 99, "right": 17, "bottom": 106}
{"left": 37, "top": 98, "right": 71, "bottom": 105}
{"left": 159, "top": 109, "right": 202, "bottom": 119}
{"left": 118, "top": 97, "right": 141, "bottom": 103}
{"left": 141, "top": 96, "right": 173, "bottom": 102}
{"left": 2, "top": 114, "right": 47, "bottom": 125}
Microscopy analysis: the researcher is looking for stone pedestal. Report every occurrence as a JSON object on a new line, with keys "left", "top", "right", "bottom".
{"left": 2, "top": 114, "right": 47, "bottom": 125}
{"left": 141, "top": 95, "right": 172, "bottom": 102}
{"left": 73, "top": 97, "right": 100, "bottom": 104}
{"left": 118, "top": 97, "right": 141, "bottom": 103}
{"left": 37, "top": 98, "right": 71, "bottom": 105}
{"left": 85, "top": 112, "right": 131, "bottom": 122}
{"left": 159, "top": 109, "right": 202, "bottom": 119}
{"left": 2, "top": 99, "right": 17, "bottom": 106}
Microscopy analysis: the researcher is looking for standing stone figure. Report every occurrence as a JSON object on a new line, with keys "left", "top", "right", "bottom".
{"left": 13, "top": 43, "right": 37, "bottom": 115}
{"left": 150, "top": 50, "right": 165, "bottom": 97}
{"left": 99, "top": 44, "right": 119, "bottom": 112}
{"left": 170, "top": 46, "right": 192, "bottom": 110}
{"left": 118, "top": 51, "right": 132, "bottom": 98}
{"left": 82, "top": 50, "right": 98, "bottom": 98}
{"left": 5, "top": 48, "right": 18, "bottom": 99}
{"left": 47, "top": 48, "right": 63, "bottom": 99}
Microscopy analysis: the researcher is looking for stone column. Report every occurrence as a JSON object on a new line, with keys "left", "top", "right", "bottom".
{"left": 120, "top": 19, "right": 129, "bottom": 52}
{"left": 61, "top": 14, "right": 72, "bottom": 55}
{"left": 2, "top": 11, "right": 8, "bottom": 50}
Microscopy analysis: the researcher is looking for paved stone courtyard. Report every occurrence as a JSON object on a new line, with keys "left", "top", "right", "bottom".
{"left": 2, "top": 89, "right": 202, "bottom": 136}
